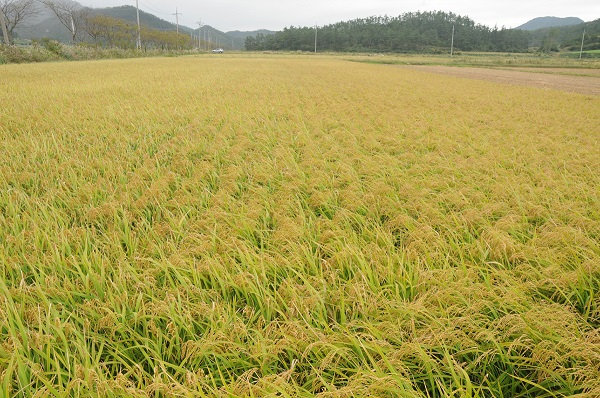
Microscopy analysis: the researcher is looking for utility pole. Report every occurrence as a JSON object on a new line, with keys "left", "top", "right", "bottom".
{"left": 135, "top": 0, "right": 141, "bottom": 49}
{"left": 173, "top": 7, "right": 181, "bottom": 34}
{"left": 580, "top": 30, "right": 586, "bottom": 59}
{"left": 197, "top": 20, "right": 202, "bottom": 49}
{"left": 0, "top": 9, "right": 10, "bottom": 45}
{"left": 450, "top": 24, "right": 455, "bottom": 57}
{"left": 314, "top": 23, "right": 317, "bottom": 53}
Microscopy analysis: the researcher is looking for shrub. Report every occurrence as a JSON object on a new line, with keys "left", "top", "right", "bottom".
{"left": 39, "top": 38, "right": 63, "bottom": 55}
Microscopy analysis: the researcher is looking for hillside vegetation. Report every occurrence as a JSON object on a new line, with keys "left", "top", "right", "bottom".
{"left": 10, "top": 4, "right": 238, "bottom": 50}
{"left": 90, "top": 6, "right": 237, "bottom": 50}
{"left": 245, "top": 11, "right": 599, "bottom": 54}
{"left": 528, "top": 18, "right": 600, "bottom": 52}
{"left": 516, "top": 17, "right": 584, "bottom": 31}
{"left": 8, "top": 5, "right": 598, "bottom": 55}
{"left": 0, "top": 56, "right": 599, "bottom": 396}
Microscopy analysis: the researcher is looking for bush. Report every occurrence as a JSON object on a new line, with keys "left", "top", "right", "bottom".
{"left": 39, "top": 38, "right": 63, "bottom": 55}
{"left": 0, "top": 42, "right": 199, "bottom": 64}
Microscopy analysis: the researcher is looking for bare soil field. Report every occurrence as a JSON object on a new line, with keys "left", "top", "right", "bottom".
{"left": 402, "top": 65, "right": 600, "bottom": 95}
{"left": 506, "top": 67, "right": 600, "bottom": 77}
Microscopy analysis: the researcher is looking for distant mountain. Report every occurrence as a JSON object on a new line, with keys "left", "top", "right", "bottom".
{"left": 526, "top": 18, "right": 600, "bottom": 52}
{"left": 93, "top": 6, "right": 179, "bottom": 33}
{"left": 226, "top": 30, "right": 276, "bottom": 41}
{"left": 226, "top": 30, "right": 276, "bottom": 50}
{"left": 91, "top": 8, "right": 274, "bottom": 50}
{"left": 14, "top": 3, "right": 245, "bottom": 49}
{"left": 25, "top": 0, "right": 83, "bottom": 24}
{"left": 14, "top": 0, "right": 84, "bottom": 42}
{"left": 516, "top": 17, "right": 584, "bottom": 31}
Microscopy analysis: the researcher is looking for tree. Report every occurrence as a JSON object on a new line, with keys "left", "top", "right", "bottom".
{"left": 41, "top": 0, "right": 88, "bottom": 44}
{"left": 81, "top": 14, "right": 134, "bottom": 48}
{"left": 540, "top": 27, "right": 560, "bottom": 52}
{"left": 80, "top": 13, "right": 106, "bottom": 46}
{"left": 141, "top": 27, "right": 191, "bottom": 50}
{"left": 0, "top": 0, "right": 38, "bottom": 44}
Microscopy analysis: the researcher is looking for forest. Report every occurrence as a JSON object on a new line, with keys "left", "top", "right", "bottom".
{"left": 245, "top": 11, "right": 600, "bottom": 54}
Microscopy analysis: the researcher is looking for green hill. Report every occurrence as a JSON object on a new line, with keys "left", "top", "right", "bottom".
{"left": 13, "top": 3, "right": 247, "bottom": 49}
{"left": 93, "top": 6, "right": 177, "bottom": 33}
{"left": 527, "top": 18, "right": 599, "bottom": 52}
{"left": 516, "top": 16, "right": 584, "bottom": 31}
{"left": 88, "top": 6, "right": 270, "bottom": 50}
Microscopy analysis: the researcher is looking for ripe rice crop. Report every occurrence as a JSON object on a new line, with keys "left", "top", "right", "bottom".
{"left": 1, "top": 55, "right": 599, "bottom": 397}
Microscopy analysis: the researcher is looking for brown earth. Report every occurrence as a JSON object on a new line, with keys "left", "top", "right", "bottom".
{"left": 506, "top": 67, "right": 600, "bottom": 77}
{"left": 401, "top": 65, "right": 600, "bottom": 95}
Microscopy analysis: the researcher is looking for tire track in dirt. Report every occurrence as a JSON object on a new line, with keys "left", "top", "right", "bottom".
{"left": 400, "top": 65, "right": 600, "bottom": 95}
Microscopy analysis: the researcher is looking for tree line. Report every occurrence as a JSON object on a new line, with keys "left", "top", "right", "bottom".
{"left": 245, "top": 11, "right": 596, "bottom": 53}
{"left": 529, "top": 19, "right": 600, "bottom": 53}
{"left": 81, "top": 14, "right": 192, "bottom": 50}
{"left": 245, "top": 12, "right": 529, "bottom": 53}
{"left": 4, "top": 3, "right": 597, "bottom": 54}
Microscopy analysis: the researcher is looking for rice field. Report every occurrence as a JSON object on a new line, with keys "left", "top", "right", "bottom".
{"left": 1, "top": 55, "right": 599, "bottom": 397}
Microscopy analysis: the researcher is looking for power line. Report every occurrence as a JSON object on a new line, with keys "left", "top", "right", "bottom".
{"left": 178, "top": 15, "right": 197, "bottom": 27}
{"left": 138, "top": 0, "right": 170, "bottom": 16}
{"left": 136, "top": 1, "right": 197, "bottom": 32}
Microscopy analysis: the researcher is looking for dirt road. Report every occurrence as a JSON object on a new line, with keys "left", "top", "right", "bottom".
{"left": 401, "top": 65, "right": 600, "bottom": 95}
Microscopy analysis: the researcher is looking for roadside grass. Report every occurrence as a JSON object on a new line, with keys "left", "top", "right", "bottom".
{"left": 1, "top": 57, "right": 599, "bottom": 396}
{"left": 345, "top": 52, "right": 600, "bottom": 69}
{"left": 562, "top": 50, "right": 600, "bottom": 59}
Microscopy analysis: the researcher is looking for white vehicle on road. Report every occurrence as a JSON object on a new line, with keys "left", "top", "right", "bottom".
{"left": 212, "top": 48, "right": 224, "bottom": 54}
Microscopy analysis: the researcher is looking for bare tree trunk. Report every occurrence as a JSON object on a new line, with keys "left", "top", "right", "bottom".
{"left": 42, "top": 1, "right": 86, "bottom": 44}
{"left": 1, "top": 0, "right": 39, "bottom": 45}
{"left": 70, "top": 11, "right": 75, "bottom": 44}
{"left": 0, "top": 10, "right": 10, "bottom": 45}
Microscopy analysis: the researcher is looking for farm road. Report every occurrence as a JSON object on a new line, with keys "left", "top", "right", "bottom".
{"left": 401, "top": 65, "right": 600, "bottom": 95}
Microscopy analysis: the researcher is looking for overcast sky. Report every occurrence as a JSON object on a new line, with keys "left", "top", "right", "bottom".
{"left": 80, "top": 0, "right": 599, "bottom": 32}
